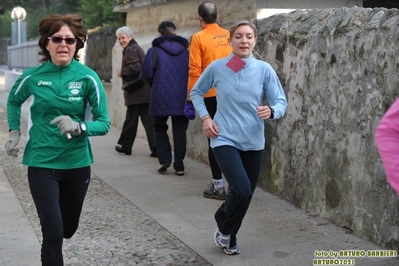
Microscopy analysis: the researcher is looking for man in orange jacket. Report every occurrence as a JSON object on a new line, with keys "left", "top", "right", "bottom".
{"left": 184, "top": 1, "right": 232, "bottom": 200}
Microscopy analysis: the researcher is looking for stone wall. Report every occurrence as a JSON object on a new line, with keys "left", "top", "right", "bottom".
{"left": 86, "top": 28, "right": 117, "bottom": 82}
{"left": 257, "top": 7, "right": 399, "bottom": 248}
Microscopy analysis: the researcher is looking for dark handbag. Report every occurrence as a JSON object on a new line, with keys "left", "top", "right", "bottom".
{"left": 122, "top": 72, "right": 145, "bottom": 92}
{"left": 122, "top": 45, "right": 145, "bottom": 93}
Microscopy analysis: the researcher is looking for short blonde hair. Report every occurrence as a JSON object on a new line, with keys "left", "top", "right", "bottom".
{"left": 229, "top": 20, "right": 257, "bottom": 38}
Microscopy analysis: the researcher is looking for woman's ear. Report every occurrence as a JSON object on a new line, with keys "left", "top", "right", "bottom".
{"left": 253, "top": 39, "right": 257, "bottom": 48}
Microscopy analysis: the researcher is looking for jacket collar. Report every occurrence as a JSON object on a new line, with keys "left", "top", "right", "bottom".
{"left": 45, "top": 58, "right": 76, "bottom": 71}
{"left": 152, "top": 34, "right": 188, "bottom": 48}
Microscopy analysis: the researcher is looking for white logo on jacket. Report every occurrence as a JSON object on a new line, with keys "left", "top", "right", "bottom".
{"left": 69, "top": 96, "right": 82, "bottom": 101}
{"left": 38, "top": 80, "right": 52, "bottom": 86}
{"left": 68, "top": 82, "right": 82, "bottom": 89}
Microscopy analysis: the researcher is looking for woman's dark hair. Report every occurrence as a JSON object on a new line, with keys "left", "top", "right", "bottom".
{"left": 198, "top": 1, "right": 218, "bottom": 24}
{"left": 38, "top": 13, "right": 86, "bottom": 63}
{"left": 158, "top": 21, "right": 176, "bottom": 36}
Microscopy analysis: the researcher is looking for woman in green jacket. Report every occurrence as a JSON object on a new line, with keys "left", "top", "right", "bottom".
{"left": 4, "top": 13, "right": 110, "bottom": 265}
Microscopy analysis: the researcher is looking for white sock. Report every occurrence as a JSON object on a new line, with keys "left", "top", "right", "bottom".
{"left": 213, "top": 179, "right": 223, "bottom": 189}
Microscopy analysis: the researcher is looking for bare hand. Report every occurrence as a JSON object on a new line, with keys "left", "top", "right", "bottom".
{"left": 257, "top": 106, "right": 272, "bottom": 120}
{"left": 117, "top": 71, "right": 122, "bottom": 77}
{"left": 202, "top": 118, "right": 219, "bottom": 138}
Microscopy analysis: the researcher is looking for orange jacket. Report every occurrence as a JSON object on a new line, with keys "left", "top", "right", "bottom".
{"left": 187, "top": 23, "right": 232, "bottom": 98}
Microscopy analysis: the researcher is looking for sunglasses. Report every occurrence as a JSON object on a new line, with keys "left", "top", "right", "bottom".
{"left": 48, "top": 36, "right": 77, "bottom": 45}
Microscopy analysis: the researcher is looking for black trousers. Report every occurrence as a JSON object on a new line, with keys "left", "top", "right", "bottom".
{"left": 28, "top": 166, "right": 91, "bottom": 266}
{"left": 118, "top": 103, "right": 155, "bottom": 153}
{"left": 153, "top": 115, "right": 189, "bottom": 171}
{"left": 204, "top": 97, "right": 222, "bottom": 180}
{"left": 213, "top": 146, "right": 263, "bottom": 248}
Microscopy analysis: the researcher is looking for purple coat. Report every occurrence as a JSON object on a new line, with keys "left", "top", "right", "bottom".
{"left": 142, "top": 35, "right": 189, "bottom": 117}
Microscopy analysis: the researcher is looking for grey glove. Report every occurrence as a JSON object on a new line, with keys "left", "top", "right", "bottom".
{"left": 50, "top": 115, "right": 80, "bottom": 136}
{"left": 5, "top": 130, "right": 21, "bottom": 157}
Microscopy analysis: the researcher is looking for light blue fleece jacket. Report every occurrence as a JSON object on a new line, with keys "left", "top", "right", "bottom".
{"left": 190, "top": 53, "right": 287, "bottom": 151}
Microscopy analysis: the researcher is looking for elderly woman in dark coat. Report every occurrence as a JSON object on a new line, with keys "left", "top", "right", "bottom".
{"left": 115, "top": 26, "right": 156, "bottom": 157}
{"left": 142, "top": 21, "right": 189, "bottom": 175}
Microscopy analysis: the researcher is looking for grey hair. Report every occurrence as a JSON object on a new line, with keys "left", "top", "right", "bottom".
{"left": 116, "top": 26, "right": 135, "bottom": 38}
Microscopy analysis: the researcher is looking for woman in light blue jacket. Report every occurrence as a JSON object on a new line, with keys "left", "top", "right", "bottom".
{"left": 190, "top": 20, "right": 287, "bottom": 255}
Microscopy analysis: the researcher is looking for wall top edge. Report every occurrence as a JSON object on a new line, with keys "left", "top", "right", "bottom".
{"left": 7, "top": 40, "right": 38, "bottom": 50}
{"left": 112, "top": 0, "right": 183, "bottom": 13}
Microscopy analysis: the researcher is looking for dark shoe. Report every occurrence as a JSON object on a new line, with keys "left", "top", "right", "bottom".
{"left": 175, "top": 171, "right": 184, "bottom": 176}
{"left": 203, "top": 182, "right": 227, "bottom": 200}
{"left": 115, "top": 145, "right": 132, "bottom": 155}
{"left": 150, "top": 151, "right": 158, "bottom": 157}
{"left": 157, "top": 164, "right": 170, "bottom": 173}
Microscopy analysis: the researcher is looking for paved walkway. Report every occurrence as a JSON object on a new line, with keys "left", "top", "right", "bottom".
{"left": 0, "top": 68, "right": 398, "bottom": 266}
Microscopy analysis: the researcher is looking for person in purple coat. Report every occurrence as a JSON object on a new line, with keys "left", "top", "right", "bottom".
{"left": 142, "top": 21, "right": 189, "bottom": 176}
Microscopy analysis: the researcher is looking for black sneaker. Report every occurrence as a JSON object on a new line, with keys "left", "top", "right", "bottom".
{"left": 157, "top": 164, "right": 170, "bottom": 173}
{"left": 203, "top": 182, "right": 226, "bottom": 200}
{"left": 115, "top": 145, "right": 132, "bottom": 155}
{"left": 175, "top": 171, "right": 184, "bottom": 176}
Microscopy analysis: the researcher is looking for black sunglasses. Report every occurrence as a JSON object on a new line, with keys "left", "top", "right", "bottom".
{"left": 48, "top": 36, "right": 77, "bottom": 45}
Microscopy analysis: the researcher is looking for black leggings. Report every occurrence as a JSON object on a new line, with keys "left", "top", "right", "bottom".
{"left": 204, "top": 97, "right": 222, "bottom": 180}
{"left": 28, "top": 166, "right": 91, "bottom": 266}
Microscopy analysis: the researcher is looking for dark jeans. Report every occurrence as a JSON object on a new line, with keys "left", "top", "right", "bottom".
{"left": 118, "top": 103, "right": 155, "bottom": 153}
{"left": 28, "top": 166, "right": 91, "bottom": 266}
{"left": 212, "top": 145, "right": 263, "bottom": 248}
{"left": 204, "top": 97, "right": 222, "bottom": 180}
{"left": 153, "top": 115, "right": 189, "bottom": 171}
